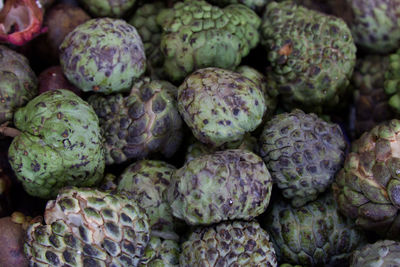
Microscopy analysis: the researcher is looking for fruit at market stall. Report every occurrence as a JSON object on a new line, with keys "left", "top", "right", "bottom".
{"left": 333, "top": 119, "right": 400, "bottom": 238}
{"left": 157, "top": 0, "right": 261, "bottom": 81}
{"left": 259, "top": 109, "right": 346, "bottom": 207}
{"left": 60, "top": 17, "right": 146, "bottom": 94}
{"left": 7, "top": 89, "right": 105, "bottom": 199}
{"left": 350, "top": 240, "right": 400, "bottom": 267}
{"left": 384, "top": 48, "right": 400, "bottom": 113}
{"left": 180, "top": 220, "right": 277, "bottom": 266}
{"left": 263, "top": 192, "right": 365, "bottom": 266}
{"left": 261, "top": 0, "right": 356, "bottom": 113}
{"left": 0, "top": 45, "right": 38, "bottom": 125}
{"left": 78, "top": 0, "right": 136, "bottom": 18}
{"left": 128, "top": 2, "right": 167, "bottom": 80}
{"left": 340, "top": 0, "right": 400, "bottom": 54}
{"left": 117, "top": 160, "right": 177, "bottom": 239}
{"left": 351, "top": 55, "right": 393, "bottom": 138}
{"left": 178, "top": 67, "right": 266, "bottom": 148}
{"left": 168, "top": 149, "right": 272, "bottom": 225}
{"left": 88, "top": 77, "right": 183, "bottom": 165}
{"left": 24, "top": 187, "right": 150, "bottom": 266}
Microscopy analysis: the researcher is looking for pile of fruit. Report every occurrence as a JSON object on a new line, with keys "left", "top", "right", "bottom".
{"left": 1, "top": 0, "right": 400, "bottom": 266}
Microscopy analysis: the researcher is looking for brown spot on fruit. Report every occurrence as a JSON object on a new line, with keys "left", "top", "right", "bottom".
{"left": 278, "top": 43, "right": 293, "bottom": 56}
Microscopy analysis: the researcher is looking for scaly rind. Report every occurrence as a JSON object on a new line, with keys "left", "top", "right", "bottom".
{"left": 350, "top": 240, "right": 400, "bottom": 267}
{"left": 88, "top": 78, "right": 183, "bottom": 165}
{"left": 180, "top": 221, "right": 277, "bottom": 266}
{"left": 25, "top": 187, "right": 150, "bottom": 266}
{"left": 168, "top": 149, "right": 272, "bottom": 225}
{"left": 178, "top": 67, "right": 266, "bottom": 148}
{"left": 332, "top": 119, "right": 400, "bottom": 238}
{"left": 60, "top": 18, "right": 146, "bottom": 94}
{"left": 261, "top": 1, "right": 356, "bottom": 112}
{"left": 259, "top": 109, "right": 346, "bottom": 207}
{"left": 264, "top": 192, "right": 365, "bottom": 266}
{"left": 157, "top": 0, "right": 261, "bottom": 81}
{"left": 8, "top": 90, "right": 105, "bottom": 199}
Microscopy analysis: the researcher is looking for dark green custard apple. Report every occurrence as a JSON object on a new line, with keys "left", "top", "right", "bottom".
{"left": 60, "top": 18, "right": 146, "bottom": 94}
{"left": 25, "top": 187, "right": 150, "bottom": 266}
{"left": 78, "top": 0, "right": 136, "bottom": 18}
{"left": 8, "top": 90, "right": 105, "bottom": 199}
{"left": 259, "top": 109, "right": 346, "bottom": 207}
{"left": 350, "top": 240, "right": 400, "bottom": 267}
{"left": 168, "top": 149, "right": 272, "bottom": 225}
{"left": 178, "top": 67, "right": 266, "bottom": 148}
{"left": 263, "top": 192, "right": 365, "bottom": 266}
{"left": 342, "top": 0, "right": 400, "bottom": 54}
{"left": 261, "top": 0, "right": 356, "bottom": 112}
{"left": 0, "top": 45, "right": 38, "bottom": 125}
{"left": 333, "top": 119, "right": 400, "bottom": 238}
{"left": 157, "top": 0, "right": 261, "bottom": 81}
{"left": 180, "top": 221, "right": 277, "bottom": 266}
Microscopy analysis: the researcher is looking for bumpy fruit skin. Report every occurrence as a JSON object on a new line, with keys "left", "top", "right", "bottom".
{"left": 78, "top": 0, "right": 136, "bottom": 17}
{"left": 8, "top": 90, "right": 105, "bottom": 199}
{"left": 344, "top": 0, "right": 400, "bottom": 54}
{"left": 180, "top": 221, "right": 277, "bottom": 267}
{"left": 60, "top": 18, "right": 146, "bottom": 94}
{"left": 384, "top": 49, "right": 400, "bottom": 113}
{"left": 25, "top": 187, "right": 150, "bottom": 266}
{"left": 129, "top": 2, "right": 166, "bottom": 79}
{"left": 259, "top": 109, "right": 346, "bottom": 207}
{"left": 350, "top": 240, "right": 400, "bottom": 267}
{"left": 263, "top": 192, "right": 365, "bottom": 266}
{"left": 178, "top": 68, "right": 266, "bottom": 148}
{"left": 157, "top": 0, "right": 261, "bottom": 81}
{"left": 117, "top": 160, "right": 177, "bottom": 239}
{"left": 261, "top": 1, "right": 356, "bottom": 112}
{"left": 236, "top": 65, "right": 278, "bottom": 122}
{"left": 0, "top": 45, "right": 38, "bottom": 124}
{"left": 351, "top": 55, "right": 393, "bottom": 138}
{"left": 168, "top": 149, "right": 272, "bottom": 225}
{"left": 332, "top": 119, "right": 400, "bottom": 238}
{"left": 140, "top": 237, "right": 179, "bottom": 267}
{"left": 88, "top": 78, "right": 182, "bottom": 165}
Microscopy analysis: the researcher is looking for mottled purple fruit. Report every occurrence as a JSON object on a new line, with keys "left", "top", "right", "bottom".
{"left": 60, "top": 18, "right": 146, "bottom": 94}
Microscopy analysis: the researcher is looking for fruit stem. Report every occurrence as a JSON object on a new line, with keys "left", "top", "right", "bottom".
{"left": 0, "top": 122, "right": 20, "bottom": 137}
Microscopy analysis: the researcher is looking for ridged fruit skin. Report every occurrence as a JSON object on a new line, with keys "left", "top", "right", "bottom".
{"left": 352, "top": 55, "right": 393, "bottom": 138}
{"left": 140, "top": 236, "right": 179, "bottom": 267}
{"left": 261, "top": 1, "right": 356, "bottom": 112}
{"left": 263, "top": 192, "right": 365, "bottom": 266}
{"left": 344, "top": 0, "right": 400, "bottom": 54}
{"left": 24, "top": 187, "right": 150, "bottom": 267}
{"left": 168, "top": 149, "right": 272, "bottom": 225}
{"left": 180, "top": 220, "right": 277, "bottom": 267}
{"left": 60, "top": 18, "right": 146, "bottom": 94}
{"left": 350, "top": 240, "right": 400, "bottom": 267}
{"left": 78, "top": 0, "right": 136, "bottom": 17}
{"left": 178, "top": 67, "right": 266, "bottom": 148}
{"left": 8, "top": 90, "right": 105, "bottom": 199}
{"left": 332, "top": 119, "right": 400, "bottom": 238}
{"left": 157, "top": 0, "right": 261, "bottom": 81}
{"left": 128, "top": 2, "right": 166, "bottom": 79}
{"left": 184, "top": 134, "right": 257, "bottom": 163}
{"left": 88, "top": 78, "right": 182, "bottom": 165}
{"left": 259, "top": 109, "right": 346, "bottom": 207}
{"left": 0, "top": 45, "right": 38, "bottom": 124}
{"left": 384, "top": 49, "right": 400, "bottom": 113}
{"left": 117, "top": 160, "right": 177, "bottom": 239}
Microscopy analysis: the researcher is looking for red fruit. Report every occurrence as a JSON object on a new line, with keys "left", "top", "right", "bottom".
{"left": 0, "top": 0, "right": 46, "bottom": 46}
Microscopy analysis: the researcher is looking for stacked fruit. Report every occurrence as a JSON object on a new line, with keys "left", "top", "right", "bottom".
{"left": 1, "top": 0, "right": 400, "bottom": 266}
